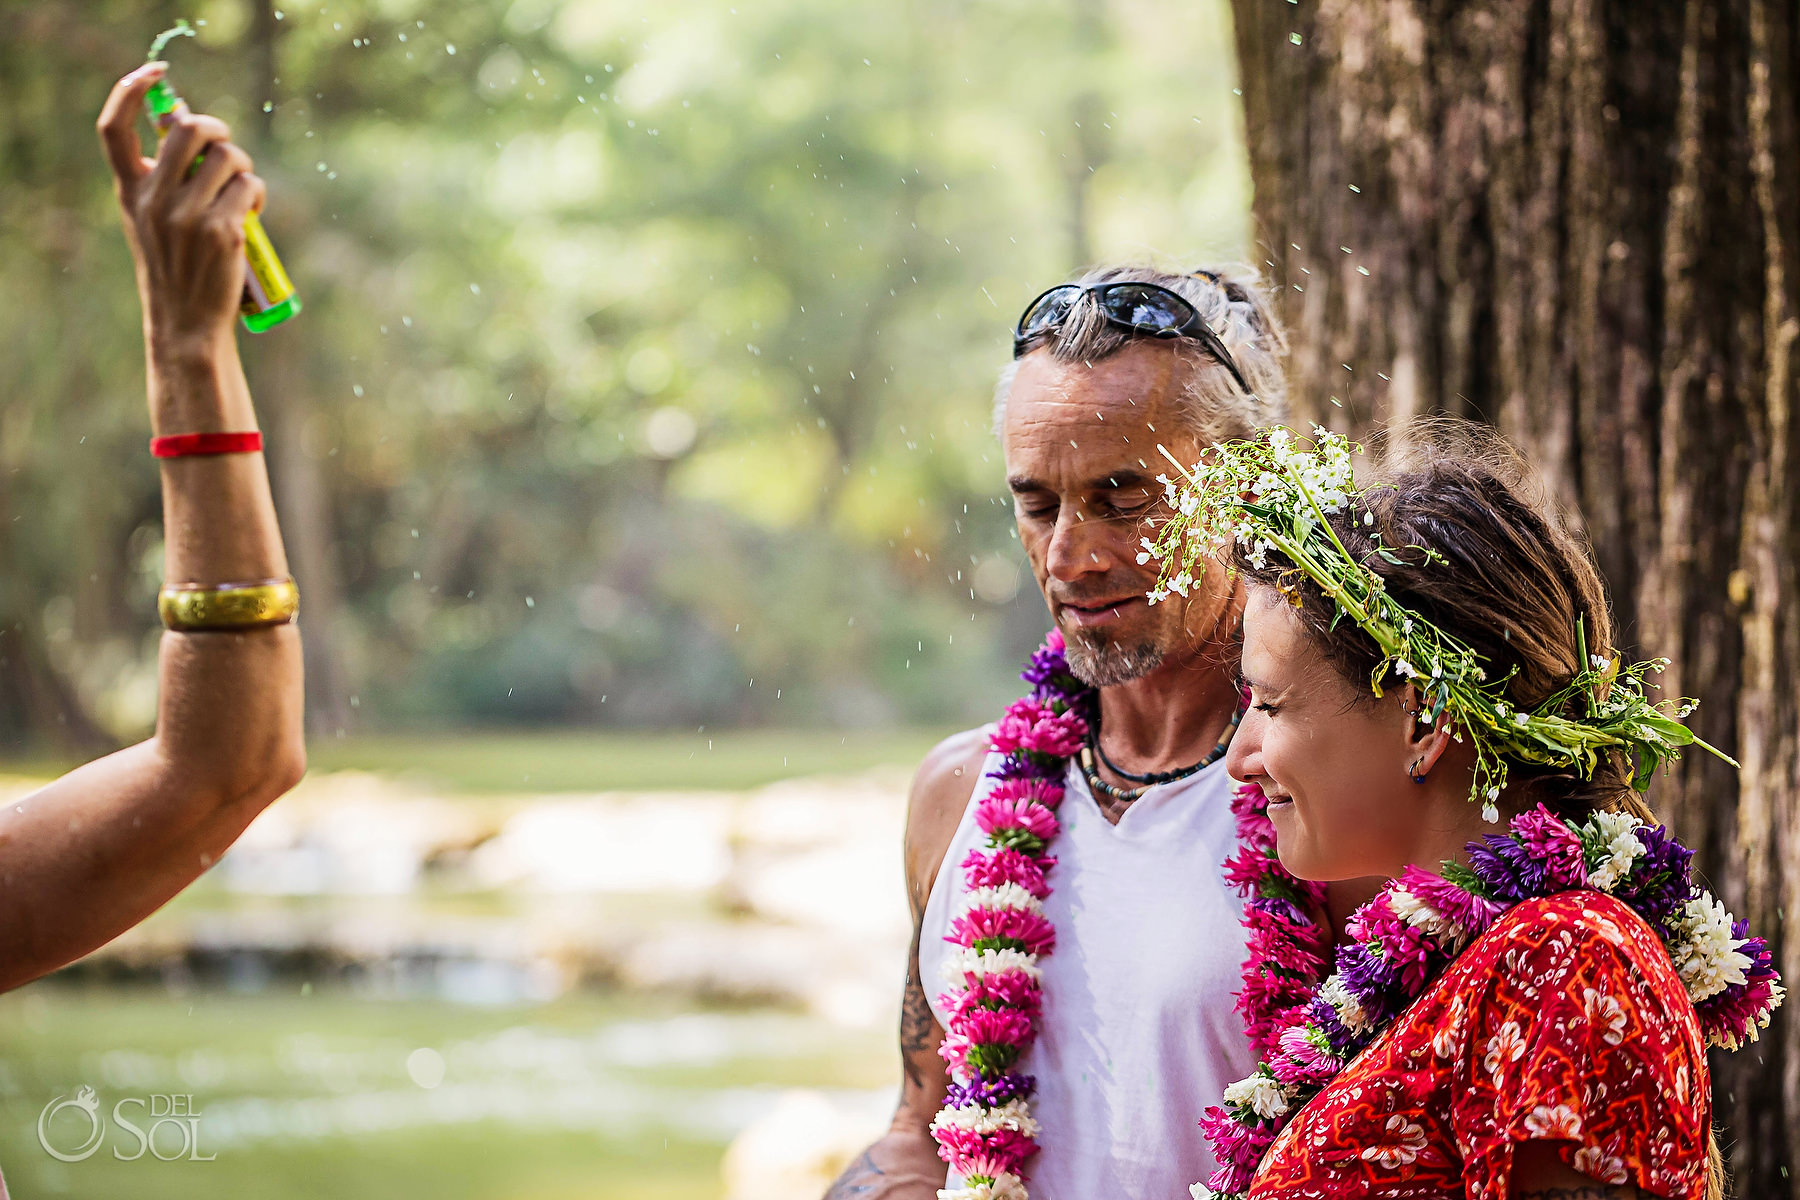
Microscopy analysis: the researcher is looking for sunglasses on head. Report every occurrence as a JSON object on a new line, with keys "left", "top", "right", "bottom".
{"left": 1012, "top": 281, "right": 1253, "bottom": 396}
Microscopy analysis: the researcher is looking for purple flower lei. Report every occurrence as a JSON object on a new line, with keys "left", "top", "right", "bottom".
{"left": 930, "top": 630, "right": 1091, "bottom": 1200}
{"left": 1199, "top": 799, "right": 1786, "bottom": 1200}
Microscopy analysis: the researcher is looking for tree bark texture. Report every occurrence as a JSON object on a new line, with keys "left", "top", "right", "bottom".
{"left": 247, "top": 0, "right": 352, "bottom": 738}
{"left": 1231, "top": 0, "right": 1799, "bottom": 1187}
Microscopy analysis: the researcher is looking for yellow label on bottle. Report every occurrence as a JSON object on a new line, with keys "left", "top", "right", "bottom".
{"left": 150, "top": 97, "right": 299, "bottom": 329}
{"left": 240, "top": 212, "right": 297, "bottom": 314}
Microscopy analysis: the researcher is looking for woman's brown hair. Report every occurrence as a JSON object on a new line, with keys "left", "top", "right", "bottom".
{"left": 1231, "top": 421, "right": 1651, "bottom": 824}
{"left": 1229, "top": 419, "right": 1726, "bottom": 1196}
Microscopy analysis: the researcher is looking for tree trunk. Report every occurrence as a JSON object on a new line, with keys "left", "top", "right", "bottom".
{"left": 244, "top": 0, "right": 352, "bottom": 738}
{"left": 0, "top": 614, "right": 110, "bottom": 754}
{"left": 254, "top": 334, "right": 354, "bottom": 738}
{"left": 1062, "top": 0, "right": 1112, "bottom": 269}
{"left": 1231, "top": 0, "right": 1799, "bottom": 1187}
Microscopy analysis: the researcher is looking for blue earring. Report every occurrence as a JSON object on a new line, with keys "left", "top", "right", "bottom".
{"left": 1407, "top": 757, "right": 1428, "bottom": 784}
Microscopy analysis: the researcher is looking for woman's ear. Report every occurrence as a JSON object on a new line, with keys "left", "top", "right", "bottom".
{"left": 1399, "top": 683, "right": 1456, "bottom": 781}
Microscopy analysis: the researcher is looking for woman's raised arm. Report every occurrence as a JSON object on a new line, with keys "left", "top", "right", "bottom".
{"left": 0, "top": 63, "right": 306, "bottom": 993}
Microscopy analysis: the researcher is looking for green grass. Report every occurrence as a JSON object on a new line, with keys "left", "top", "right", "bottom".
{"left": 300, "top": 727, "right": 955, "bottom": 792}
{"left": 0, "top": 983, "right": 893, "bottom": 1200}
{"left": 1, "top": 726, "right": 957, "bottom": 793}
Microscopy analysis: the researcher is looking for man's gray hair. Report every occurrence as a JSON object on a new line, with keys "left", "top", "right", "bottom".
{"left": 993, "top": 263, "right": 1288, "bottom": 442}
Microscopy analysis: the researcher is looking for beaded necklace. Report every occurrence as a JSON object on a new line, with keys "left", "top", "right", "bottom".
{"left": 1080, "top": 705, "right": 1241, "bottom": 803}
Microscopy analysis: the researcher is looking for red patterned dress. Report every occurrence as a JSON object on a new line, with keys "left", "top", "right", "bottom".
{"left": 1248, "top": 892, "right": 1711, "bottom": 1198}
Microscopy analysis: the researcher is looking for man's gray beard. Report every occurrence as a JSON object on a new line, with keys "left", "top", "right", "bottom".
{"left": 1062, "top": 631, "right": 1168, "bottom": 688}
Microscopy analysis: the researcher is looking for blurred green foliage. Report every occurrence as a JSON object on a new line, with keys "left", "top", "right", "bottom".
{"left": 0, "top": 0, "right": 1248, "bottom": 747}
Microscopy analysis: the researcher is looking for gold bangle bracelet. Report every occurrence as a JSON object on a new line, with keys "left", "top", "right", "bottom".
{"left": 158, "top": 577, "right": 300, "bottom": 632}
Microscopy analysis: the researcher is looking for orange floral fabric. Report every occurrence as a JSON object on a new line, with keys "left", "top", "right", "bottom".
{"left": 1248, "top": 892, "right": 1710, "bottom": 1198}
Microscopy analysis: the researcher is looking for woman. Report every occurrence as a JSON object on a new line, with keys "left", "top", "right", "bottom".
{"left": 1147, "top": 426, "right": 1781, "bottom": 1198}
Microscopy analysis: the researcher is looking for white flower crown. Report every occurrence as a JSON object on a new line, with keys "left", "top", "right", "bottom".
{"left": 1146, "top": 427, "right": 1734, "bottom": 818}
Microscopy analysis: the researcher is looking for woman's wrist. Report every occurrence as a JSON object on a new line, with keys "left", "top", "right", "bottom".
{"left": 147, "top": 320, "right": 233, "bottom": 374}
{"left": 146, "top": 331, "right": 252, "bottom": 432}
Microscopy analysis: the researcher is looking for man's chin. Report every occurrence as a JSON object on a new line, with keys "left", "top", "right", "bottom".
{"left": 1061, "top": 627, "right": 1168, "bottom": 688}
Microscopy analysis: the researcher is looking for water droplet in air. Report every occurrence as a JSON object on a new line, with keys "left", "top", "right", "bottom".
{"left": 407, "top": 1048, "right": 446, "bottom": 1089}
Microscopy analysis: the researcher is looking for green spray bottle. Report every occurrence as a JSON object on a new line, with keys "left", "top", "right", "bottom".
{"left": 146, "top": 21, "right": 302, "bottom": 332}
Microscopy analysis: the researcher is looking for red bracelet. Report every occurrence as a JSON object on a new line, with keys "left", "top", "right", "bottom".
{"left": 150, "top": 431, "right": 264, "bottom": 458}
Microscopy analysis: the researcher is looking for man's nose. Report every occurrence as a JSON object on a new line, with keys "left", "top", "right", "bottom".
{"left": 1044, "top": 505, "right": 1116, "bottom": 583}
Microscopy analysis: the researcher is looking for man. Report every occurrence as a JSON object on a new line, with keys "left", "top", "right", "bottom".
{"left": 827, "top": 266, "right": 1288, "bottom": 1199}
{"left": 0, "top": 65, "right": 306, "bottom": 995}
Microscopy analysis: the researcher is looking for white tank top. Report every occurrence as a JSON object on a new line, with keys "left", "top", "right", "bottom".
{"left": 920, "top": 750, "right": 1255, "bottom": 1200}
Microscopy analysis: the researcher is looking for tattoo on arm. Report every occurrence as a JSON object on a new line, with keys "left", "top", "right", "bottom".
{"left": 825, "top": 1149, "right": 885, "bottom": 1199}
{"left": 900, "top": 924, "right": 936, "bottom": 1088}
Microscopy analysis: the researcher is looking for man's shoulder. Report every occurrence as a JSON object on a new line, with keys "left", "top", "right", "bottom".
{"left": 911, "top": 726, "right": 992, "bottom": 812}
{"left": 901, "top": 727, "right": 993, "bottom": 910}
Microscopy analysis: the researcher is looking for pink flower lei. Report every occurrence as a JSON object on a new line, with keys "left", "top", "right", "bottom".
{"left": 931, "top": 629, "right": 1092, "bottom": 1200}
{"left": 1201, "top": 793, "right": 1786, "bottom": 1199}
